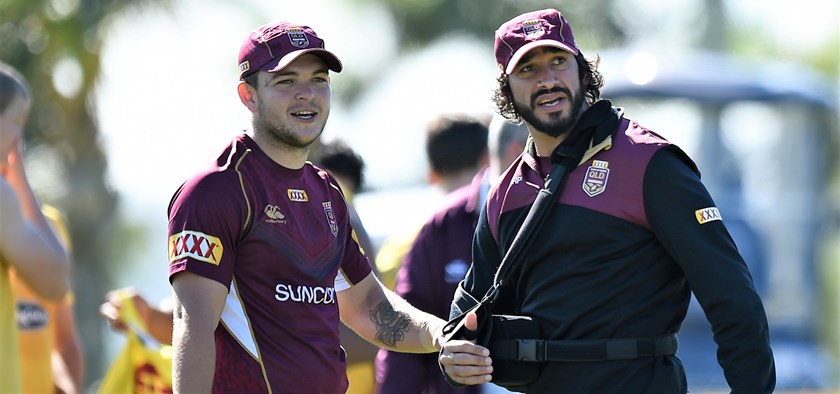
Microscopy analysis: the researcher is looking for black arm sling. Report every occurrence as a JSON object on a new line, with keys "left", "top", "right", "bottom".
{"left": 437, "top": 126, "right": 592, "bottom": 391}
{"left": 439, "top": 139, "right": 584, "bottom": 344}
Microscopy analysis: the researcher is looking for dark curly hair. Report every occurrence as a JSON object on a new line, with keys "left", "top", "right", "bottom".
{"left": 492, "top": 52, "right": 604, "bottom": 123}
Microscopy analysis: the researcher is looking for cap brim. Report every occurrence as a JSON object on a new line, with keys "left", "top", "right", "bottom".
{"left": 264, "top": 48, "right": 344, "bottom": 74}
{"left": 505, "top": 40, "right": 579, "bottom": 75}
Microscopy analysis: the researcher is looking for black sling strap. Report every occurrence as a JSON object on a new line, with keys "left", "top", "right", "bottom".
{"left": 491, "top": 334, "right": 678, "bottom": 362}
{"left": 440, "top": 127, "right": 592, "bottom": 343}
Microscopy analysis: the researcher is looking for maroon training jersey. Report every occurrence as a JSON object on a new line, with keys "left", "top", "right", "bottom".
{"left": 167, "top": 133, "right": 372, "bottom": 393}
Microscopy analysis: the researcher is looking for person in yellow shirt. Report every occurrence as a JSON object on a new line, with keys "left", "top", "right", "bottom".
{"left": 11, "top": 205, "right": 84, "bottom": 394}
{"left": 0, "top": 62, "right": 71, "bottom": 392}
{"left": 100, "top": 288, "right": 174, "bottom": 346}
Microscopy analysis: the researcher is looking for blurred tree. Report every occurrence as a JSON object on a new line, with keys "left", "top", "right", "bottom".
{"left": 0, "top": 0, "right": 171, "bottom": 387}
{"left": 352, "top": 0, "right": 623, "bottom": 51}
{"left": 2, "top": 0, "right": 836, "bottom": 388}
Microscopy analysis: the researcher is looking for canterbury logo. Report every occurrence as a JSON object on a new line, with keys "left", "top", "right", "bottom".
{"left": 265, "top": 204, "right": 286, "bottom": 223}
{"left": 169, "top": 230, "right": 224, "bottom": 265}
{"left": 695, "top": 207, "right": 722, "bottom": 224}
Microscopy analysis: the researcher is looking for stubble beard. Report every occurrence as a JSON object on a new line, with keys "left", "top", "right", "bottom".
{"left": 255, "top": 104, "right": 326, "bottom": 149}
{"left": 514, "top": 85, "right": 585, "bottom": 138}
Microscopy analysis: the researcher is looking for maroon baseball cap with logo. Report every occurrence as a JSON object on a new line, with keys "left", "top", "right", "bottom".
{"left": 238, "top": 21, "right": 343, "bottom": 80}
{"left": 494, "top": 9, "right": 580, "bottom": 75}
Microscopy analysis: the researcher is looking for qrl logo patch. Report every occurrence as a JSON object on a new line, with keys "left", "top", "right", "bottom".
{"left": 288, "top": 28, "right": 309, "bottom": 48}
{"left": 323, "top": 201, "right": 338, "bottom": 237}
{"left": 582, "top": 160, "right": 609, "bottom": 197}
{"left": 695, "top": 207, "right": 722, "bottom": 224}
{"left": 521, "top": 20, "right": 546, "bottom": 38}
{"left": 169, "top": 230, "right": 224, "bottom": 266}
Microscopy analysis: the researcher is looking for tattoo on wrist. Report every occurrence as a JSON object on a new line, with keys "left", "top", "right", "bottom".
{"left": 370, "top": 301, "right": 410, "bottom": 347}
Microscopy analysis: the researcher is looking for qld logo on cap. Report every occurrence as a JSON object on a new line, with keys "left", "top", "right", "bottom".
{"left": 521, "top": 20, "right": 546, "bottom": 38}
{"left": 287, "top": 28, "right": 309, "bottom": 48}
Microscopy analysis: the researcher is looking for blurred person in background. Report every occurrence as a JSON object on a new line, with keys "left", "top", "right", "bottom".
{"left": 375, "top": 114, "right": 489, "bottom": 290}
{"left": 311, "top": 138, "right": 381, "bottom": 394}
{"left": 167, "top": 20, "right": 448, "bottom": 392}
{"left": 100, "top": 288, "right": 174, "bottom": 345}
{"left": 376, "top": 115, "right": 528, "bottom": 393}
{"left": 12, "top": 204, "right": 84, "bottom": 394}
{"left": 439, "top": 8, "right": 774, "bottom": 393}
{"left": 0, "top": 61, "right": 72, "bottom": 392}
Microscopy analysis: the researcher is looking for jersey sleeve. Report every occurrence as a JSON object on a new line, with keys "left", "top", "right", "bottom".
{"left": 167, "top": 173, "right": 248, "bottom": 289}
{"left": 334, "top": 226, "right": 373, "bottom": 291}
{"left": 643, "top": 147, "right": 775, "bottom": 392}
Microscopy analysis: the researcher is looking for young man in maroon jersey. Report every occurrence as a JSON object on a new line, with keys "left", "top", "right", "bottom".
{"left": 168, "top": 21, "right": 446, "bottom": 393}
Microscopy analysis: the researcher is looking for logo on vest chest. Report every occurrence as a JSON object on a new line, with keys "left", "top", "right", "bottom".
{"left": 582, "top": 160, "right": 610, "bottom": 197}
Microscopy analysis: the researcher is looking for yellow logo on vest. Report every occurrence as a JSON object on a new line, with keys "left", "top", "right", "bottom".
{"left": 582, "top": 160, "right": 610, "bottom": 197}
{"left": 695, "top": 207, "right": 722, "bottom": 224}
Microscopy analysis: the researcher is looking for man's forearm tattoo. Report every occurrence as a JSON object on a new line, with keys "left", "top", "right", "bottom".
{"left": 370, "top": 301, "right": 411, "bottom": 347}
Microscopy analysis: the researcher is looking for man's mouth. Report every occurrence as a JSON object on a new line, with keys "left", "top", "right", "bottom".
{"left": 292, "top": 111, "right": 317, "bottom": 119}
{"left": 537, "top": 97, "right": 562, "bottom": 107}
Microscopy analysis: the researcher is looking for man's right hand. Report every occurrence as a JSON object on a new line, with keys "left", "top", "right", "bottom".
{"left": 438, "top": 312, "right": 494, "bottom": 385}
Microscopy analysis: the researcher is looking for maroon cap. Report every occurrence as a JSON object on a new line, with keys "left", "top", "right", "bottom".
{"left": 494, "top": 9, "right": 580, "bottom": 75}
{"left": 238, "top": 21, "right": 343, "bottom": 79}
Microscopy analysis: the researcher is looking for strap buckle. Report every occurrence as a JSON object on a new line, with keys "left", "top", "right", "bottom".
{"left": 516, "top": 339, "right": 546, "bottom": 361}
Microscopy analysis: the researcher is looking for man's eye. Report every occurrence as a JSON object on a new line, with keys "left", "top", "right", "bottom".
{"left": 313, "top": 77, "right": 328, "bottom": 83}
{"left": 276, "top": 79, "right": 293, "bottom": 85}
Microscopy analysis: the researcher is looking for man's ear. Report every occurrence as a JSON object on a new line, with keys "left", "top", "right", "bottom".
{"left": 427, "top": 170, "right": 441, "bottom": 186}
{"left": 237, "top": 80, "right": 258, "bottom": 112}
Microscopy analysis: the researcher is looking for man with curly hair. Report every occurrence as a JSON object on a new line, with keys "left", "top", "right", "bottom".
{"left": 438, "top": 8, "right": 775, "bottom": 393}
